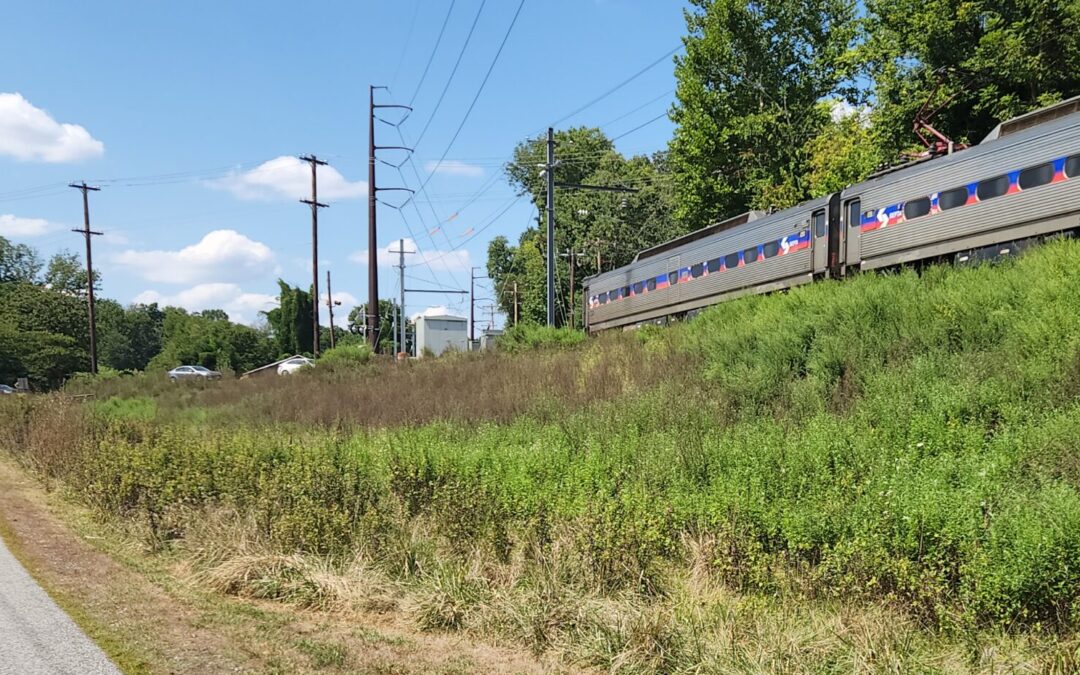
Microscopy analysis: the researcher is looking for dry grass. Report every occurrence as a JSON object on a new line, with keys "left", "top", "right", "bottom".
{"left": 74, "top": 331, "right": 695, "bottom": 429}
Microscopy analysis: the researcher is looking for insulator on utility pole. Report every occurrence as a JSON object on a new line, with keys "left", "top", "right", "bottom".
{"left": 68, "top": 182, "right": 102, "bottom": 374}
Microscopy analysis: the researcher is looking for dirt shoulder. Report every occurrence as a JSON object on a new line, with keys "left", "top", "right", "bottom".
{"left": 0, "top": 457, "right": 562, "bottom": 674}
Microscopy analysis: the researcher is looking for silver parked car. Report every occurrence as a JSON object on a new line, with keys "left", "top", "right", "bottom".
{"left": 277, "top": 357, "right": 315, "bottom": 375}
{"left": 0, "top": 384, "right": 15, "bottom": 394}
{"left": 167, "top": 365, "right": 222, "bottom": 382}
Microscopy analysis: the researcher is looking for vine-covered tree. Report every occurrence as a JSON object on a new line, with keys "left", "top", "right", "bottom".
{"left": 263, "top": 280, "right": 314, "bottom": 356}
{"left": 669, "top": 0, "right": 860, "bottom": 225}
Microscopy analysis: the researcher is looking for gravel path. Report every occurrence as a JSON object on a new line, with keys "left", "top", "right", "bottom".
{"left": 0, "top": 536, "right": 119, "bottom": 675}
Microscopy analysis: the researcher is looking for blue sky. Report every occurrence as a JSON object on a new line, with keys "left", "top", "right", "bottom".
{"left": 1, "top": 0, "right": 689, "bottom": 329}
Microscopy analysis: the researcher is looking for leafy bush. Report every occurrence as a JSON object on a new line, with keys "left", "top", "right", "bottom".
{"left": 497, "top": 324, "right": 586, "bottom": 353}
{"left": 317, "top": 344, "right": 373, "bottom": 370}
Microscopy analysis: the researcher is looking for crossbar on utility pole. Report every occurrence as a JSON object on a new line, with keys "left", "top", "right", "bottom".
{"left": 69, "top": 182, "right": 102, "bottom": 374}
{"left": 300, "top": 154, "right": 328, "bottom": 357}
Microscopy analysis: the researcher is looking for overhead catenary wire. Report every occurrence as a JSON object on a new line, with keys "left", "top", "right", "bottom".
{"left": 411, "top": 0, "right": 488, "bottom": 149}
{"left": 405, "top": 0, "right": 527, "bottom": 205}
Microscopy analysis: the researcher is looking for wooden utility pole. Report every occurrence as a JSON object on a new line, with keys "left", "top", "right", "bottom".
{"left": 69, "top": 182, "right": 102, "bottom": 374}
{"left": 513, "top": 281, "right": 519, "bottom": 326}
{"left": 470, "top": 266, "right": 487, "bottom": 350}
{"left": 326, "top": 269, "right": 338, "bottom": 350}
{"left": 545, "top": 127, "right": 556, "bottom": 327}
{"left": 299, "top": 154, "right": 328, "bottom": 357}
{"left": 560, "top": 249, "right": 586, "bottom": 330}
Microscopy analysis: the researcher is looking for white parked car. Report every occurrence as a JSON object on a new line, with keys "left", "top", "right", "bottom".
{"left": 277, "top": 357, "right": 315, "bottom": 375}
{"left": 0, "top": 384, "right": 16, "bottom": 394}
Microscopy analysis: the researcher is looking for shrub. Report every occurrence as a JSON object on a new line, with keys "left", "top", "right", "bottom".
{"left": 317, "top": 344, "right": 373, "bottom": 370}
{"left": 497, "top": 324, "right": 586, "bottom": 354}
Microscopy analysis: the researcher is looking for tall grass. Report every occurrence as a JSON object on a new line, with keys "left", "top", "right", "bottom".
{"left": 5, "top": 239, "right": 1080, "bottom": 669}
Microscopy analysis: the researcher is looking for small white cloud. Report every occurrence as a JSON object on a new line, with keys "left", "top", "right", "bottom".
{"left": 211, "top": 156, "right": 367, "bottom": 201}
{"left": 829, "top": 99, "right": 871, "bottom": 125}
{"left": 0, "top": 93, "right": 104, "bottom": 163}
{"left": 133, "top": 283, "right": 278, "bottom": 325}
{"left": 424, "top": 159, "right": 484, "bottom": 178}
{"left": 349, "top": 237, "right": 470, "bottom": 273}
{"left": 0, "top": 214, "right": 57, "bottom": 237}
{"left": 112, "top": 229, "right": 278, "bottom": 284}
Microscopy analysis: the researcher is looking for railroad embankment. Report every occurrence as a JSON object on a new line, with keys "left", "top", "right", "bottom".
{"left": 3, "top": 239, "right": 1080, "bottom": 671}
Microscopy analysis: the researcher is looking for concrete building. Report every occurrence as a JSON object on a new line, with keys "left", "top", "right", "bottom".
{"left": 479, "top": 328, "right": 503, "bottom": 350}
{"left": 415, "top": 313, "right": 468, "bottom": 356}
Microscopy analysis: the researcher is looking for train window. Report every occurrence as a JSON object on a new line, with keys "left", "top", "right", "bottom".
{"left": 939, "top": 186, "right": 968, "bottom": 210}
{"left": 622, "top": 286, "right": 631, "bottom": 298}
{"left": 1020, "top": 163, "right": 1053, "bottom": 189}
{"left": 596, "top": 294, "right": 605, "bottom": 306}
{"left": 977, "top": 174, "right": 1009, "bottom": 200}
{"left": 632, "top": 281, "right": 644, "bottom": 295}
{"left": 904, "top": 197, "right": 931, "bottom": 220}
{"left": 668, "top": 270, "right": 679, "bottom": 285}
{"left": 744, "top": 247, "right": 759, "bottom": 263}
{"left": 1067, "top": 154, "right": 1080, "bottom": 178}
{"left": 647, "top": 278, "right": 656, "bottom": 292}
{"left": 707, "top": 257, "right": 722, "bottom": 273}
{"left": 763, "top": 241, "right": 780, "bottom": 258}
{"left": 690, "top": 263, "right": 705, "bottom": 278}
{"left": 813, "top": 210, "right": 826, "bottom": 237}
{"left": 725, "top": 252, "right": 740, "bottom": 269}
{"left": 846, "top": 199, "right": 861, "bottom": 228}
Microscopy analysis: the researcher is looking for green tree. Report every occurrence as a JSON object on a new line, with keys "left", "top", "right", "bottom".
{"left": 348, "top": 299, "right": 412, "bottom": 354}
{"left": 493, "top": 127, "right": 678, "bottom": 326}
{"left": 803, "top": 103, "right": 883, "bottom": 197}
{"left": 44, "top": 250, "right": 98, "bottom": 296}
{"left": 0, "top": 236, "right": 42, "bottom": 284}
{"left": 263, "top": 280, "right": 314, "bottom": 356}
{"left": 863, "top": 0, "right": 1080, "bottom": 160}
{"left": 669, "top": 0, "right": 859, "bottom": 225}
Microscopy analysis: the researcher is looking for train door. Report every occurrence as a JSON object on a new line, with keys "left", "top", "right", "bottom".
{"left": 844, "top": 196, "right": 861, "bottom": 271}
{"left": 811, "top": 207, "right": 828, "bottom": 275}
{"left": 827, "top": 192, "right": 842, "bottom": 277}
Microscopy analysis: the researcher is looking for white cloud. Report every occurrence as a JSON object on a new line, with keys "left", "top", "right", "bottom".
{"left": 349, "top": 237, "right": 471, "bottom": 273}
{"left": 112, "top": 229, "right": 278, "bottom": 284}
{"left": 424, "top": 159, "right": 484, "bottom": 178}
{"left": 0, "top": 93, "right": 104, "bottom": 163}
{"left": 133, "top": 284, "right": 278, "bottom": 325}
{"left": 211, "top": 156, "right": 366, "bottom": 201}
{"left": 0, "top": 214, "right": 57, "bottom": 237}
{"left": 829, "top": 99, "right": 871, "bottom": 125}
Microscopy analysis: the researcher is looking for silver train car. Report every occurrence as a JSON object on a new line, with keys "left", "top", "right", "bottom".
{"left": 584, "top": 98, "right": 1080, "bottom": 333}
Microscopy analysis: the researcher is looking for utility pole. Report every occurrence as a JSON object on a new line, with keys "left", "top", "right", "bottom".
{"left": 470, "top": 266, "right": 487, "bottom": 350}
{"left": 367, "top": 86, "right": 414, "bottom": 353}
{"left": 545, "top": 127, "right": 556, "bottom": 327}
{"left": 559, "top": 249, "right": 586, "bottom": 330}
{"left": 69, "top": 182, "right": 102, "bottom": 374}
{"left": 513, "top": 281, "right": 519, "bottom": 326}
{"left": 389, "top": 238, "right": 414, "bottom": 358}
{"left": 325, "top": 270, "right": 339, "bottom": 350}
{"left": 300, "top": 154, "right": 328, "bottom": 357}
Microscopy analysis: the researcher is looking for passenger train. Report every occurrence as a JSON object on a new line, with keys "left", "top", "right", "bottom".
{"left": 583, "top": 97, "right": 1080, "bottom": 333}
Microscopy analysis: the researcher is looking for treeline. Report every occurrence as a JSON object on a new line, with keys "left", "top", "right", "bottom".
{"left": 488, "top": 0, "right": 1080, "bottom": 324}
{"left": 0, "top": 236, "right": 370, "bottom": 388}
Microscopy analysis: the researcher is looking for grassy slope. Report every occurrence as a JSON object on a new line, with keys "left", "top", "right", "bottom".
{"left": 5, "top": 239, "right": 1080, "bottom": 672}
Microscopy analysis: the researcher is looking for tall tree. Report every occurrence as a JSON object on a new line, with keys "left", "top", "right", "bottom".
{"left": 669, "top": 0, "right": 859, "bottom": 225}
{"left": 263, "top": 280, "right": 314, "bottom": 356}
{"left": 494, "top": 127, "right": 678, "bottom": 325}
{"left": 348, "top": 299, "right": 412, "bottom": 354}
{"left": 0, "top": 236, "right": 42, "bottom": 284}
{"left": 863, "top": 0, "right": 1080, "bottom": 159}
{"left": 44, "top": 250, "right": 98, "bottom": 296}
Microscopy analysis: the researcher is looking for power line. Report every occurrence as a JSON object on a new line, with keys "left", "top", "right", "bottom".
{"left": 408, "top": 0, "right": 457, "bottom": 107}
{"left": 390, "top": 0, "right": 422, "bottom": 90}
{"left": 406, "top": 0, "right": 526, "bottom": 203}
{"left": 598, "top": 88, "right": 674, "bottom": 129}
{"left": 549, "top": 44, "right": 682, "bottom": 128}
{"left": 611, "top": 111, "right": 670, "bottom": 142}
{"left": 412, "top": 0, "right": 487, "bottom": 148}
